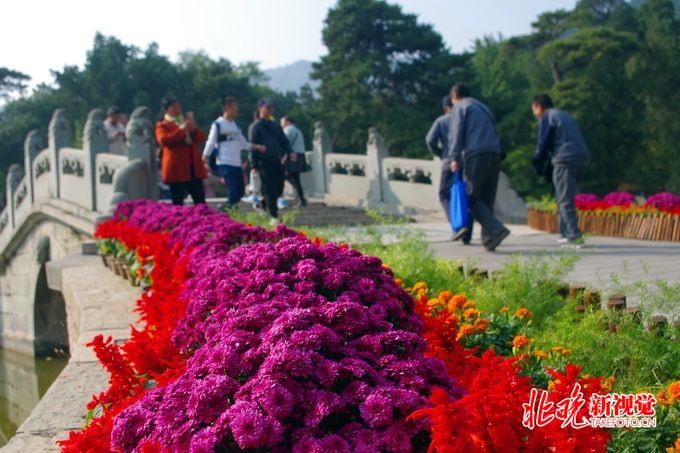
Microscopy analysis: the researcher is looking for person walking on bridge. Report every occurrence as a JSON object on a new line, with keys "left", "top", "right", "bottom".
{"left": 427, "top": 95, "right": 473, "bottom": 242}
{"left": 281, "top": 116, "right": 308, "bottom": 207}
{"left": 202, "top": 97, "right": 265, "bottom": 208}
{"left": 248, "top": 99, "right": 295, "bottom": 224}
{"left": 447, "top": 83, "right": 510, "bottom": 252}
{"left": 155, "top": 96, "right": 207, "bottom": 206}
{"left": 531, "top": 94, "right": 590, "bottom": 247}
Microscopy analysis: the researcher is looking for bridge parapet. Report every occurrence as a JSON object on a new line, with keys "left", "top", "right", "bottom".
{"left": 0, "top": 107, "right": 157, "bottom": 260}
{"left": 301, "top": 123, "right": 527, "bottom": 221}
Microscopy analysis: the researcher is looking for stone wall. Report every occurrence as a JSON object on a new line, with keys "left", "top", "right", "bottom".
{"left": 1, "top": 256, "right": 140, "bottom": 452}
{"left": 299, "top": 123, "right": 528, "bottom": 222}
{"left": 0, "top": 219, "right": 84, "bottom": 355}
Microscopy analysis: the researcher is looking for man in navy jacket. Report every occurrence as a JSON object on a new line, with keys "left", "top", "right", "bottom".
{"left": 531, "top": 94, "right": 590, "bottom": 246}
{"left": 447, "top": 83, "right": 510, "bottom": 251}
{"left": 249, "top": 99, "right": 294, "bottom": 223}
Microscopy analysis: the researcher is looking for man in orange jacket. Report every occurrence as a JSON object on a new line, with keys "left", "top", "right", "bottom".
{"left": 155, "top": 96, "right": 207, "bottom": 205}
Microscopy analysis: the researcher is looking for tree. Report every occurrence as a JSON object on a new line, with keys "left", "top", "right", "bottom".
{"left": 0, "top": 67, "right": 30, "bottom": 101}
{"left": 312, "top": 0, "right": 471, "bottom": 156}
{"left": 540, "top": 27, "right": 640, "bottom": 193}
{"left": 629, "top": 0, "right": 680, "bottom": 191}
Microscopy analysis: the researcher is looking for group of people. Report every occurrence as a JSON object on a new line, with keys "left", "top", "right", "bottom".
{"left": 427, "top": 83, "right": 590, "bottom": 252}
{"left": 154, "top": 96, "right": 308, "bottom": 223}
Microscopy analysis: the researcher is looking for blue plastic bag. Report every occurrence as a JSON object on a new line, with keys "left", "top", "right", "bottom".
{"left": 449, "top": 171, "right": 470, "bottom": 232}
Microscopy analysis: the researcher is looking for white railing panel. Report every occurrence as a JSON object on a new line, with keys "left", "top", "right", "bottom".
{"left": 95, "top": 153, "right": 128, "bottom": 213}
{"left": 32, "top": 148, "right": 51, "bottom": 202}
{"left": 326, "top": 154, "right": 369, "bottom": 200}
{"left": 59, "top": 148, "right": 88, "bottom": 207}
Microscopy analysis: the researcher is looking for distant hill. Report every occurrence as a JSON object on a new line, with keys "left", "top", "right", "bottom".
{"left": 263, "top": 60, "right": 319, "bottom": 94}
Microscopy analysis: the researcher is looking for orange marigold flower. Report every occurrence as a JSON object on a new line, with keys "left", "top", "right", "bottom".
{"left": 448, "top": 295, "right": 467, "bottom": 311}
{"left": 547, "top": 380, "right": 556, "bottom": 391}
{"left": 456, "top": 324, "right": 477, "bottom": 340}
{"left": 499, "top": 306, "right": 510, "bottom": 314}
{"left": 675, "top": 437, "right": 680, "bottom": 450}
{"left": 463, "top": 300, "right": 476, "bottom": 309}
{"left": 668, "top": 381, "right": 680, "bottom": 401}
{"left": 534, "top": 350, "right": 548, "bottom": 359}
{"left": 394, "top": 278, "right": 403, "bottom": 287}
{"left": 515, "top": 307, "right": 532, "bottom": 320}
{"left": 426, "top": 298, "right": 440, "bottom": 308}
{"left": 437, "top": 290, "right": 453, "bottom": 303}
{"left": 657, "top": 389, "right": 670, "bottom": 405}
{"left": 551, "top": 346, "right": 565, "bottom": 354}
{"left": 463, "top": 308, "right": 480, "bottom": 320}
{"left": 474, "top": 318, "right": 489, "bottom": 331}
{"left": 601, "top": 376, "right": 615, "bottom": 392}
{"left": 512, "top": 335, "right": 530, "bottom": 349}
{"left": 412, "top": 281, "right": 428, "bottom": 292}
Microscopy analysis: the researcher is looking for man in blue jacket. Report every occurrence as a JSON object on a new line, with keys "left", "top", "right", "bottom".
{"left": 426, "top": 96, "right": 458, "bottom": 229}
{"left": 531, "top": 94, "right": 590, "bottom": 246}
{"left": 448, "top": 83, "right": 510, "bottom": 252}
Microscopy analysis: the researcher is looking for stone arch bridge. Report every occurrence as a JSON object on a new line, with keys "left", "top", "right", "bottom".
{"left": 0, "top": 110, "right": 527, "bottom": 356}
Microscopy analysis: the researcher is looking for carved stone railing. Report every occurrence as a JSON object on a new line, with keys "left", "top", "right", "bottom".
{"left": 0, "top": 106, "right": 158, "bottom": 256}
{"left": 96, "top": 153, "right": 128, "bottom": 212}
{"left": 300, "top": 123, "right": 527, "bottom": 221}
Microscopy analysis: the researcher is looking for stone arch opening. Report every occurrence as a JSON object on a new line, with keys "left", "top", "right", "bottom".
{"left": 32, "top": 237, "right": 68, "bottom": 358}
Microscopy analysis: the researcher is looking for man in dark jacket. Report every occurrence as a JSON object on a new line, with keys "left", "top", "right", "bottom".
{"left": 426, "top": 96, "right": 458, "bottom": 229}
{"left": 531, "top": 94, "right": 590, "bottom": 246}
{"left": 448, "top": 83, "right": 510, "bottom": 252}
{"left": 249, "top": 99, "right": 294, "bottom": 223}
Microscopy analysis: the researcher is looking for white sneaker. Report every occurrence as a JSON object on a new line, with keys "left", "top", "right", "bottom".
{"left": 269, "top": 217, "right": 281, "bottom": 226}
{"left": 557, "top": 237, "right": 569, "bottom": 245}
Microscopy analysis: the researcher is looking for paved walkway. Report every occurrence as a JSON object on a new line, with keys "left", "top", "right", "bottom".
{"left": 410, "top": 220, "right": 680, "bottom": 317}
{"left": 416, "top": 221, "right": 680, "bottom": 287}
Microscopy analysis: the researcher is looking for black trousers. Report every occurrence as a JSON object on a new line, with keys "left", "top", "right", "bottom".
{"left": 258, "top": 160, "right": 285, "bottom": 218}
{"left": 287, "top": 171, "right": 306, "bottom": 203}
{"left": 463, "top": 153, "right": 506, "bottom": 245}
{"left": 168, "top": 178, "right": 205, "bottom": 206}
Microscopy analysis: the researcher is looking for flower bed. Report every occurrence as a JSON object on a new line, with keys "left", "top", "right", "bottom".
{"left": 527, "top": 191, "right": 680, "bottom": 241}
{"left": 60, "top": 201, "right": 615, "bottom": 452}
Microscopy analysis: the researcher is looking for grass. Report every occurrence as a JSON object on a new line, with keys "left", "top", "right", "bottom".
{"left": 342, "top": 222, "right": 680, "bottom": 390}
{"left": 226, "top": 206, "right": 679, "bottom": 393}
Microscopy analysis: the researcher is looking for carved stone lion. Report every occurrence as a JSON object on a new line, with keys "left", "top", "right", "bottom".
{"left": 126, "top": 107, "right": 154, "bottom": 148}
{"left": 84, "top": 109, "right": 107, "bottom": 143}
{"left": 24, "top": 130, "right": 43, "bottom": 161}
{"left": 48, "top": 109, "right": 71, "bottom": 149}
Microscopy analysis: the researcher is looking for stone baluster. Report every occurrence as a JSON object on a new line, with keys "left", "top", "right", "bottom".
{"left": 125, "top": 106, "right": 158, "bottom": 199}
{"left": 48, "top": 109, "right": 71, "bottom": 198}
{"left": 23, "top": 130, "right": 43, "bottom": 205}
{"left": 366, "top": 127, "right": 389, "bottom": 203}
{"left": 83, "top": 109, "right": 109, "bottom": 211}
{"left": 311, "top": 122, "right": 331, "bottom": 197}
{"left": 6, "top": 164, "right": 23, "bottom": 229}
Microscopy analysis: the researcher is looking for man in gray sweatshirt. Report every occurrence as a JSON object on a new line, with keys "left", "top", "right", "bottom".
{"left": 531, "top": 94, "right": 590, "bottom": 246}
{"left": 448, "top": 83, "right": 510, "bottom": 251}
{"left": 426, "top": 95, "right": 457, "bottom": 228}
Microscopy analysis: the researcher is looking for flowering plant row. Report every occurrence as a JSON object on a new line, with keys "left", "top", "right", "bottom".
{"left": 574, "top": 192, "right": 680, "bottom": 215}
{"left": 61, "top": 201, "right": 613, "bottom": 452}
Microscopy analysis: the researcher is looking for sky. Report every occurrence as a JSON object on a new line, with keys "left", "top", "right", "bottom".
{"left": 1, "top": 0, "right": 577, "bottom": 89}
